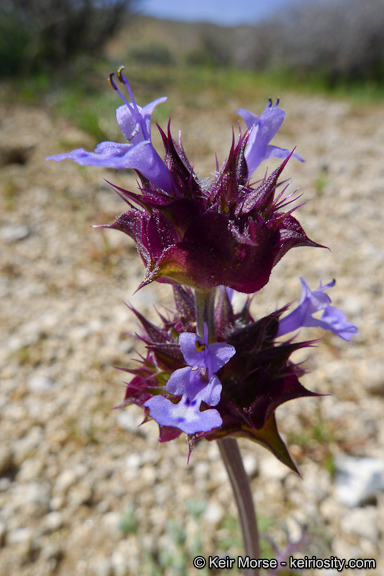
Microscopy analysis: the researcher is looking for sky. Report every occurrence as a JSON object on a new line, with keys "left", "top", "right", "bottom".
{"left": 141, "top": 0, "right": 297, "bottom": 27}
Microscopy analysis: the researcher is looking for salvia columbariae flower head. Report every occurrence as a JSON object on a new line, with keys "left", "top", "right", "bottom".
{"left": 47, "top": 67, "right": 322, "bottom": 294}
{"left": 117, "top": 283, "right": 356, "bottom": 469}
{"left": 47, "top": 68, "right": 358, "bottom": 470}
{"left": 116, "top": 287, "right": 313, "bottom": 471}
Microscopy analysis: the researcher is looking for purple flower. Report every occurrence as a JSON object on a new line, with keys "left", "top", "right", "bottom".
{"left": 46, "top": 68, "right": 172, "bottom": 192}
{"left": 237, "top": 99, "right": 304, "bottom": 178}
{"left": 277, "top": 277, "right": 358, "bottom": 341}
{"left": 143, "top": 375, "right": 223, "bottom": 434}
{"left": 144, "top": 324, "right": 236, "bottom": 434}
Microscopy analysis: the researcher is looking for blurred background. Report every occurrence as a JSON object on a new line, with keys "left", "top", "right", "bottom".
{"left": 1, "top": 1, "right": 384, "bottom": 575}
{"left": 3, "top": 0, "right": 384, "bottom": 87}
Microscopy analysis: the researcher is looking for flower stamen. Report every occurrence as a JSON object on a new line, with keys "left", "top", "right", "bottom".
{"left": 117, "top": 66, "right": 150, "bottom": 140}
{"left": 108, "top": 72, "right": 132, "bottom": 109}
{"left": 108, "top": 69, "right": 150, "bottom": 142}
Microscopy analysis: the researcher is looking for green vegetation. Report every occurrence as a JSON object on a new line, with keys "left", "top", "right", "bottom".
{"left": 118, "top": 499, "right": 212, "bottom": 576}
{"left": 3, "top": 57, "right": 384, "bottom": 150}
{"left": 3, "top": 0, "right": 384, "bottom": 122}
{"left": 0, "top": 1, "right": 136, "bottom": 76}
{"left": 118, "top": 504, "right": 138, "bottom": 535}
{"left": 116, "top": 501, "right": 311, "bottom": 576}
{"left": 286, "top": 407, "right": 337, "bottom": 476}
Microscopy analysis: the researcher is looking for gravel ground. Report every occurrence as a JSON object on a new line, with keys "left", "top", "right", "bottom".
{"left": 0, "top": 89, "right": 384, "bottom": 576}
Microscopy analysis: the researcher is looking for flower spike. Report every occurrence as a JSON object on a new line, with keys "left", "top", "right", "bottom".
{"left": 47, "top": 67, "right": 359, "bottom": 473}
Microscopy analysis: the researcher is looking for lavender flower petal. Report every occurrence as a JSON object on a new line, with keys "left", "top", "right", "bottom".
{"left": 316, "top": 305, "right": 359, "bottom": 342}
{"left": 166, "top": 366, "right": 191, "bottom": 396}
{"left": 47, "top": 72, "right": 173, "bottom": 192}
{"left": 178, "top": 326, "right": 236, "bottom": 374}
{"left": 145, "top": 369, "right": 223, "bottom": 434}
{"left": 144, "top": 394, "right": 222, "bottom": 434}
{"left": 145, "top": 327, "right": 234, "bottom": 434}
{"left": 197, "top": 374, "right": 222, "bottom": 406}
{"left": 178, "top": 332, "right": 201, "bottom": 367}
{"left": 238, "top": 101, "right": 304, "bottom": 177}
{"left": 116, "top": 97, "right": 167, "bottom": 143}
{"left": 277, "top": 277, "right": 358, "bottom": 341}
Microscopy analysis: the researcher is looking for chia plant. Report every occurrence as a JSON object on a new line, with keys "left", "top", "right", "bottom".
{"left": 47, "top": 66, "right": 358, "bottom": 575}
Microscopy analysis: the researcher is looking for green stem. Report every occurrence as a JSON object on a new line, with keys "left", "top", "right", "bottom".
{"left": 194, "top": 289, "right": 259, "bottom": 572}
{"left": 194, "top": 288, "right": 216, "bottom": 341}
{"left": 217, "top": 438, "right": 260, "bottom": 576}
